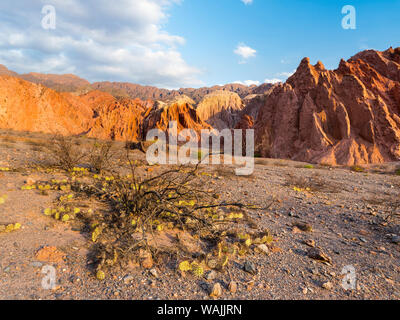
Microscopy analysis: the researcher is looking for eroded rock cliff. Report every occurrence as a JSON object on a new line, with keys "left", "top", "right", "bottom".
{"left": 254, "top": 48, "right": 400, "bottom": 165}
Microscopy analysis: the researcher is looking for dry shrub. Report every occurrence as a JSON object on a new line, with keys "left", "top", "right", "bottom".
{"left": 87, "top": 141, "right": 115, "bottom": 173}
{"left": 39, "top": 141, "right": 273, "bottom": 278}
{"left": 44, "top": 135, "right": 117, "bottom": 173}
{"left": 62, "top": 159, "right": 272, "bottom": 277}
{"left": 45, "top": 135, "right": 87, "bottom": 170}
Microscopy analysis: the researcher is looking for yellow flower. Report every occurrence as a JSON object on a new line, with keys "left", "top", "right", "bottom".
{"left": 96, "top": 270, "right": 105, "bottom": 280}
{"left": 179, "top": 261, "right": 192, "bottom": 272}
{"left": 191, "top": 263, "right": 204, "bottom": 277}
{"left": 92, "top": 227, "right": 102, "bottom": 242}
{"left": 13, "top": 223, "right": 21, "bottom": 230}
{"left": 245, "top": 239, "right": 252, "bottom": 247}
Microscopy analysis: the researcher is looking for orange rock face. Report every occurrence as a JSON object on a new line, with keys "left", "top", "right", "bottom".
{"left": 196, "top": 90, "right": 244, "bottom": 130}
{"left": 0, "top": 76, "right": 208, "bottom": 142}
{"left": 254, "top": 47, "right": 400, "bottom": 165}
{"left": 88, "top": 97, "right": 148, "bottom": 142}
{"left": 235, "top": 114, "right": 254, "bottom": 130}
{"left": 78, "top": 90, "right": 149, "bottom": 141}
{"left": 140, "top": 97, "right": 211, "bottom": 140}
{"left": 1, "top": 47, "right": 400, "bottom": 166}
{"left": 0, "top": 76, "right": 93, "bottom": 135}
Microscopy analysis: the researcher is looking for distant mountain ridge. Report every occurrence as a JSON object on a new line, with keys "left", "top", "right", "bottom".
{"left": 0, "top": 64, "right": 269, "bottom": 102}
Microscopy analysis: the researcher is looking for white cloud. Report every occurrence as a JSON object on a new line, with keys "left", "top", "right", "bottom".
{"left": 264, "top": 78, "right": 282, "bottom": 84}
{"left": 241, "top": 0, "right": 253, "bottom": 5}
{"left": 262, "top": 70, "right": 294, "bottom": 84}
{"left": 234, "top": 43, "right": 256, "bottom": 62}
{"left": 277, "top": 71, "right": 295, "bottom": 78}
{"left": 234, "top": 80, "right": 260, "bottom": 86}
{"left": 0, "top": 0, "right": 202, "bottom": 88}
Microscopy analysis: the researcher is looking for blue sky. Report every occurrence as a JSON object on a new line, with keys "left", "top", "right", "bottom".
{"left": 0, "top": 0, "right": 399, "bottom": 88}
{"left": 167, "top": 0, "right": 400, "bottom": 86}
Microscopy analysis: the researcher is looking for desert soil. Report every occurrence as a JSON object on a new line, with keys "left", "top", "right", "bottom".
{"left": 0, "top": 130, "right": 399, "bottom": 300}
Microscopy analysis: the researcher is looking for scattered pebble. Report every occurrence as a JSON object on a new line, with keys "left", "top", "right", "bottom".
{"left": 304, "top": 239, "right": 316, "bottom": 247}
{"left": 206, "top": 270, "right": 217, "bottom": 281}
{"left": 322, "top": 281, "right": 333, "bottom": 290}
{"left": 257, "top": 244, "right": 269, "bottom": 254}
{"left": 228, "top": 281, "right": 237, "bottom": 294}
{"left": 150, "top": 268, "right": 158, "bottom": 278}
{"left": 243, "top": 261, "right": 257, "bottom": 275}
{"left": 123, "top": 275, "right": 134, "bottom": 284}
{"left": 210, "top": 283, "right": 222, "bottom": 298}
{"left": 294, "top": 222, "right": 313, "bottom": 232}
{"left": 307, "top": 248, "right": 332, "bottom": 264}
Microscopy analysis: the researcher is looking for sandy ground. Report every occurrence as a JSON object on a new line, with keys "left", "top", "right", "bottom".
{"left": 0, "top": 130, "right": 399, "bottom": 300}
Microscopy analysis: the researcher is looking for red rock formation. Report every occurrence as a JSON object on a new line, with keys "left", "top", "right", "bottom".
{"left": 234, "top": 114, "right": 255, "bottom": 156}
{"left": 235, "top": 114, "right": 254, "bottom": 130}
{"left": 180, "top": 84, "right": 256, "bottom": 103}
{"left": 254, "top": 47, "right": 400, "bottom": 165}
{"left": 139, "top": 96, "right": 211, "bottom": 140}
{"left": 2, "top": 47, "right": 399, "bottom": 167}
{"left": 0, "top": 76, "right": 93, "bottom": 135}
{"left": 0, "top": 75, "right": 209, "bottom": 143}
{"left": 75, "top": 90, "right": 157, "bottom": 142}
{"left": 196, "top": 90, "right": 244, "bottom": 130}
{"left": 78, "top": 90, "right": 117, "bottom": 113}
{"left": 87, "top": 97, "right": 148, "bottom": 142}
